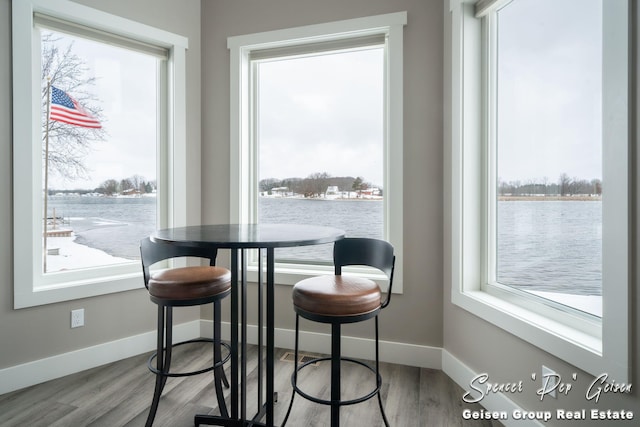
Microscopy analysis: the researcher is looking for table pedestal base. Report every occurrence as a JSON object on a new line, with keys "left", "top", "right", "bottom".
{"left": 195, "top": 400, "right": 270, "bottom": 427}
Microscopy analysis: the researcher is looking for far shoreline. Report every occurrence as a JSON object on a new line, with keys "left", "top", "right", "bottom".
{"left": 499, "top": 195, "right": 601, "bottom": 201}
{"left": 260, "top": 195, "right": 383, "bottom": 201}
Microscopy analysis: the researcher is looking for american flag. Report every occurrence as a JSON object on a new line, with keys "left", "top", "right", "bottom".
{"left": 50, "top": 86, "right": 101, "bottom": 129}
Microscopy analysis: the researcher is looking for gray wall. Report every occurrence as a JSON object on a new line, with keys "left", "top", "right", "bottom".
{"left": 200, "top": 0, "right": 444, "bottom": 348}
{"left": 0, "top": 0, "right": 202, "bottom": 369}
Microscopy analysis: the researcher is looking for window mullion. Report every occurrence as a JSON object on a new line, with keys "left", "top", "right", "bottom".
{"left": 483, "top": 12, "right": 498, "bottom": 289}
{"left": 247, "top": 61, "right": 260, "bottom": 267}
{"left": 250, "top": 61, "right": 260, "bottom": 225}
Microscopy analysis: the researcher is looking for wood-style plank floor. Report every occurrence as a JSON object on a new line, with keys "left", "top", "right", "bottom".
{"left": 0, "top": 342, "right": 500, "bottom": 426}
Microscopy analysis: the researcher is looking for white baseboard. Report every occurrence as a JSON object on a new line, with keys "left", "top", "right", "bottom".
{"left": 0, "top": 319, "right": 443, "bottom": 397}
{"left": 0, "top": 321, "right": 543, "bottom": 426}
{"left": 442, "top": 350, "right": 543, "bottom": 427}
{"left": 0, "top": 320, "right": 201, "bottom": 396}
{"left": 201, "top": 320, "right": 442, "bottom": 369}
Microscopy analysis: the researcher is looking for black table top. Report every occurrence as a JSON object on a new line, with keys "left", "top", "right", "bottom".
{"left": 151, "top": 223, "right": 345, "bottom": 249}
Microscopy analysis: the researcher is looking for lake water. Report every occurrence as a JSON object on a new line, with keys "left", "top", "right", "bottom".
{"left": 48, "top": 195, "right": 157, "bottom": 260}
{"left": 47, "top": 196, "right": 601, "bottom": 296}
{"left": 497, "top": 200, "right": 601, "bottom": 296}
{"left": 259, "top": 197, "right": 384, "bottom": 262}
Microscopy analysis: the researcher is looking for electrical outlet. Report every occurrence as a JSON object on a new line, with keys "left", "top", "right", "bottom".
{"left": 71, "top": 308, "right": 84, "bottom": 328}
{"left": 541, "top": 365, "right": 557, "bottom": 398}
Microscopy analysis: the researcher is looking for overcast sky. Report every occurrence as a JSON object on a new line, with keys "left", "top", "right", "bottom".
{"left": 47, "top": 0, "right": 603, "bottom": 190}
{"left": 49, "top": 31, "right": 384, "bottom": 190}
{"left": 497, "top": 0, "right": 602, "bottom": 184}
{"left": 257, "top": 47, "right": 385, "bottom": 187}
{"left": 45, "top": 30, "right": 157, "bottom": 190}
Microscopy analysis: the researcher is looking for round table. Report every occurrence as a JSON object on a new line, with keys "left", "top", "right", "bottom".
{"left": 152, "top": 223, "right": 345, "bottom": 249}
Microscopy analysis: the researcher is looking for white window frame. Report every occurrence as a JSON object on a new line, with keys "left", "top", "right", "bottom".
{"left": 448, "top": 0, "right": 630, "bottom": 380}
{"left": 12, "top": 0, "right": 188, "bottom": 308}
{"left": 227, "top": 12, "right": 406, "bottom": 291}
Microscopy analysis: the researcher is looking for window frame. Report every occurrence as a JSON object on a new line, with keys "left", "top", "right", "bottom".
{"left": 227, "top": 12, "right": 406, "bottom": 291}
{"left": 448, "top": 0, "right": 630, "bottom": 380}
{"left": 12, "top": 0, "right": 189, "bottom": 308}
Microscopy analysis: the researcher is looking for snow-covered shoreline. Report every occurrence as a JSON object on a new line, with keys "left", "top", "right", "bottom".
{"left": 46, "top": 235, "right": 131, "bottom": 272}
{"left": 44, "top": 234, "right": 603, "bottom": 318}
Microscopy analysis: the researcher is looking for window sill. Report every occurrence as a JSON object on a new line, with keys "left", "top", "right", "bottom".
{"left": 15, "top": 271, "right": 142, "bottom": 308}
{"left": 451, "top": 288, "right": 613, "bottom": 379}
{"left": 246, "top": 262, "right": 395, "bottom": 293}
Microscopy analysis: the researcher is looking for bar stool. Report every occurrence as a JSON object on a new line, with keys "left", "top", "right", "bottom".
{"left": 140, "top": 237, "right": 232, "bottom": 427}
{"left": 282, "top": 237, "right": 395, "bottom": 427}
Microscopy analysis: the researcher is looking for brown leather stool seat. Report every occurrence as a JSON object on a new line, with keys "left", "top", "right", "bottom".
{"left": 292, "top": 275, "right": 381, "bottom": 317}
{"left": 282, "top": 238, "right": 395, "bottom": 427}
{"left": 148, "top": 266, "right": 231, "bottom": 301}
{"left": 140, "top": 238, "right": 231, "bottom": 427}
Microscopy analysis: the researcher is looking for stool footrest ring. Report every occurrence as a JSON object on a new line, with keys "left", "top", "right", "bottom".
{"left": 291, "top": 356, "right": 382, "bottom": 407}
{"left": 147, "top": 338, "right": 231, "bottom": 378}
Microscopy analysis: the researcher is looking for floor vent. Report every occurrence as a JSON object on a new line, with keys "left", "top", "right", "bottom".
{"left": 280, "top": 352, "right": 320, "bottom": 366}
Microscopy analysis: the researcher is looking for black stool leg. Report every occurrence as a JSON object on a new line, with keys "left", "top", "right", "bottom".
{"left": 281, "top": 315, "right": 300, "bottom": 427}
{"left": 212, "top": 300, "right": 229, "bottom": 417}
{"left": 164, "top": 307, "right": 174, "bottom": 380}
{"left": 331, "top": 322, "right": 341, "bottom": 427}
{"left": 146, "top": 306, "right": 173, "bottom": 427}
{"left": 375, "top": 316, "right": 390, "bottom": 427}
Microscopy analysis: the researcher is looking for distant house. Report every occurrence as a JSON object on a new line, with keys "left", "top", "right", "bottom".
{"left": 265, "top": 186, "right": 291, "bottom": 197}
{"left": 325, "top": 186, "right": 341, "bottom": 199}
{"left": 360, "top": 187, "right": 382, "bottom": 199}
{"left": 121, "top": 188, "right": 141, "bottom": 197}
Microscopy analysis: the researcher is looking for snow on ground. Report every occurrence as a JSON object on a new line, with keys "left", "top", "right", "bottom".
{"left": 529, "top": 290, "right": 602, "bottom": 317}
{"left": 46, "top": 235, "right": 131, "bottom": 272}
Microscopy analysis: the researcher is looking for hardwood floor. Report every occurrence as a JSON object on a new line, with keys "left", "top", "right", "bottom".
{"left": 0, "top": 343, "right": 500, "bottom": 426}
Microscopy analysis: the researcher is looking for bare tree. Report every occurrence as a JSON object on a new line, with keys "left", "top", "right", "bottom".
{"left": 99, "top": 179, "right": 119, "bottom": 196}
{"left": 259, "top": 178, "right": 281, "bottom": 193}
{"left": 591, "top": 178, "right": 602, "bottom": 196}
{"left": 41, "top": 32, "right": 106, "bottom": 180}
{"left": 302, "top": 172, "right": 331, "bottom": 198}
{"left": 558, "top": 173, "right": 571, "bottom": 196}
{"left": 129, "top": 174, "right": 146, "bottom": 192}
{"left": 120, "top": 178, "right": 134, "bottom": 193}
{"left": 541, "top": 176, "right": 549, "bottom": 195}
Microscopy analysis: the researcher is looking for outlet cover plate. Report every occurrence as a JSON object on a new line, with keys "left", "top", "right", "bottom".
{"left": 71, "top": 308, "right": 84, "bottom": 328}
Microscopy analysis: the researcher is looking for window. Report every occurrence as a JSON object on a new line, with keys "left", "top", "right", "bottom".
{"left": 40, "top": 27, "right": 158, "bottom": 274}
{"left": 449, "top": 0, "right": 630, "bottom": 380}
{"left": 256, "top": 44, "right": 385, "bottom": 264}
{"left": 228, "top": 13, "right": 406, "bottom": 289}
{"left": 13, "top": 0, "right": 188, "bottom": 308}
{"left": 491, "top": 0, "right": 603, "bottom": 318}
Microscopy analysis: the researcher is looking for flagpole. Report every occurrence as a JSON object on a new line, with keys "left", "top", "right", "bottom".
{"left": 44, "top": 78, "right": 51, "bottom": 272}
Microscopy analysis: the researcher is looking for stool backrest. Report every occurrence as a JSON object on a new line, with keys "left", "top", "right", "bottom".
{"left": 140, "top": 237, "right": 219, "bottom": 289}
{"left": 333, "top": 238, "right": 396, "bottom": 308}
